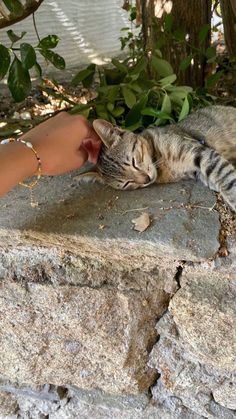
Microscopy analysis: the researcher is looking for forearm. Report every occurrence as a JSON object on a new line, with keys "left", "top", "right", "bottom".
{"left": 0, "top": 141, "right": 37, "bottom": 197}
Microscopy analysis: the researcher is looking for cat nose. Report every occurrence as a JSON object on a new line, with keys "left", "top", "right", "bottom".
{"left": 143, "top": 175, "right": 151, "bottom": 184}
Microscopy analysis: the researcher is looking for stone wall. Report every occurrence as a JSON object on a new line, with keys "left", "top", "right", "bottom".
{"left": 0, "top": 173, "right": 235, "bottom": 418}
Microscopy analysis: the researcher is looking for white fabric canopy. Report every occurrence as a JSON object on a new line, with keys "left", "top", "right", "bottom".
{"left": 0, "top": 0, "right": 130, "bottom": 72}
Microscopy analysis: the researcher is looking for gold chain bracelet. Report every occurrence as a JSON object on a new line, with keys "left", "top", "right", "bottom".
{"left": 0, "top": 138, "right": 42, "bottom": 207}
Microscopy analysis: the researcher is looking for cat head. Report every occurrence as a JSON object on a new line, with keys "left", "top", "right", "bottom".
{"left": 91, "top": 119, "right": 157, "bottom": 190}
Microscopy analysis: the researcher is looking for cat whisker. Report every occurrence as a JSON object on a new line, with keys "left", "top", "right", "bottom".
{"left": 152, "top": 158, "right": 163, "bottom": 168}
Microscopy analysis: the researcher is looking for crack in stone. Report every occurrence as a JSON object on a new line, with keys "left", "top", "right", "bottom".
{"left": 173, "top": 264, "right": 184, "bottom": 290}
{"left": 146, "top": 263, "right": 185, "bottom": 405}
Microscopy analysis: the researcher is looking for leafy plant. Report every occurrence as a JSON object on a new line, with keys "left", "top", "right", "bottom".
{"left": 70, "top": 51, "right": 214, "bottom": 130}
{"left": 0, "top": 30, "right": 65, "bottom": 101}
{"left": 119, "top": 3, "right": 143, "bottom": 62}
{"left": 69, "top": 5, "right": 215, "bottom": 131}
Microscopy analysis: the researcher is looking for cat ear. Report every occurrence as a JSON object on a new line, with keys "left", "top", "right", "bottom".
{"left": 93, "top": 119, "right": 122, "bottom": 148}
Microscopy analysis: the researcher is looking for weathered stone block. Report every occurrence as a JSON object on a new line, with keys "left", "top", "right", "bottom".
{"left": 170, "top": 272, "right": 236, "bottom": 371}
{"left": 0, "top": 391, "right": 18, "bottom": 417}
{"left": 149, "top": 269, "right": 236, "bottom": 417}
{"left": 0, "top": 280, "right": 163, "bottom": 394}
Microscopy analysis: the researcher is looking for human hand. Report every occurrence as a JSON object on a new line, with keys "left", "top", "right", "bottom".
{"left": 20, "top": 112, "right": 101, "bottom": 176}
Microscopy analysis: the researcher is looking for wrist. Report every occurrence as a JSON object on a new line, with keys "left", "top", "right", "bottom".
{"left": 1, "top": 140, "right": 39, "bottom": 178}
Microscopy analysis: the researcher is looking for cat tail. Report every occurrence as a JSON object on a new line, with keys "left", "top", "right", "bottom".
{"left": 194, "top": 147, "right": 236, "bottom": 212}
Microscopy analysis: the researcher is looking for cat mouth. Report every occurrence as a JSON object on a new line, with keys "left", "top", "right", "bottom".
{"left": 141, "top": 176, "right": 156, "bottom": 188}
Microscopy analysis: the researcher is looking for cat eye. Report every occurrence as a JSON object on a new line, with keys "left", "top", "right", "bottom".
{"left": 123, "top": 180, "right": 134, "bottom": 189}
{"left": 132, "top": 157, "right": 140, "bottom": 171}
{"left": 140, "top": 143, "right": 145, "bottom": 158}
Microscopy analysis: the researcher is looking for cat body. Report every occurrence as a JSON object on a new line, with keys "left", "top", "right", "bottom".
{"left": 91, "top": 105, "right": 236, "bottom": 212}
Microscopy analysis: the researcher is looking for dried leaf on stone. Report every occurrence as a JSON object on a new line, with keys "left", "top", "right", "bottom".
{"left": 132, "top": 212, "right": 151, "bottom": 232}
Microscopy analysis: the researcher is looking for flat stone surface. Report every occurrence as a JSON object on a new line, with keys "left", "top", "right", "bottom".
{"left": 0, "top": 173, "right": 220, "bottom": 261}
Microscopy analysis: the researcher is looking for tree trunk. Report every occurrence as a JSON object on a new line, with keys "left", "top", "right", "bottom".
{"left": 220, "top": 0, "right": 236, "bottom": 57}
{"left": 138, "top": 0, "right": 212, "bottom": 87}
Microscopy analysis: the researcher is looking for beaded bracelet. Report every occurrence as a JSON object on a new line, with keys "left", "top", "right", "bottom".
{"left": 0, "top": 138, "right": 42, "bottom": 207}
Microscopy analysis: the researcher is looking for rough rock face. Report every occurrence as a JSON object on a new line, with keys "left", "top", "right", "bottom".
{"left": 0, "top": 174, "right": 235, "bottom": 418}
{"left": 0, "top": 281, "right": 164, "bottom": 394}
{"left": 149, "top": 269, "right": 236, "bottom": 418}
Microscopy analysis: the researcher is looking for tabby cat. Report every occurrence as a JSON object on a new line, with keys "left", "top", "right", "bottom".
{"left": 86, "top": 106, "right": 236, "bottom": 212}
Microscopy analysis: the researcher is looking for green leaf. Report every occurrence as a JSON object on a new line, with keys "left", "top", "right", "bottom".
{"left": 129, "top": 82, "right": 143, "bottom": 93}
{"left": 79, "top": 107, "right": 91, "bottom": 118}
{"left": 107, "top": 102, "right": 114, "bottom": 112}
{"left": 141, "top": 107, "right": 159, "bottom": 117}
{"left": 175, "top": 86, "right": 193, "bottom": 93}
{"left": 38, "top": 35, "right": 60, "bottom": 50}
{"left": 130, "top": 56, "right": 148, "bottom": 75}
{"left": 169, "top": 86, "right": 193, "bottom": 106}
{"left": 111, "top": 106, "right": 125, "bottom": 117}
{"left": 39, "top": 49, "right": 65, "bottom": 70}
{"left": 164, "top": 14, "right": 174, "bottom": 32}
{"left": 159, "top": 74, "right": 177, "bottom": 87}
{"left": 121, "top": 85, "right": 136, "bottom": 108}
{"left": 7, "top": 56, "right": 31, "bottom": 102}
{"left": 135, "top": 79, "right": 156, "bottom": 90}
{"left": 198, "top": 24, "right": 210, "bottom": 44}
{"left": 111, "top": 58, "right": 127, "bottom": 74}
{"left": 166, "top": 85, "right": 193, "bottom": 95}
{"left": 0, "top": 44, "right": 11, "bottom": 80}
{"left": 154, "top": 48, "right": 162, "bottom": 58}
{"left": 169, "top": 92, "right": 184, "bottom": 106}
{"left": 107, "top": 85, "right": 120, "bottom": 102}
{"left": 173, "top": 30, "right": 185, "bottom": 42}
{"left": 98, "top": 85, "right": 120, "bottom": 102}
{"left": 154, "top": 112, "right": 175, "bottom": 126}
{"left": 7, "top": 30, "right": 26, "bottom": 44}
{"left": 69, "top": 103, "right": 91, "bottom": 115}
{"left": 96, "top": 104, "right": 109, "bottom": 120}
{"left": 34, "top": 62, "right": 42, "bottom": 78}
{"left": 178, "top": 96, "right": 189, "bottom": 121}
{"left": 155, "top": 112, "right": 174, "bottom": 121}
{"left": 179, "top": 55, "right": 193, "bottom": 71}
{"left": 125, "top": 94, "right": 148, "bottom": 127}
{"left": 205, "top": 47, "right": 217, "bottom": 63}
{"left": 206, "top": 47, "right": 217, "bottom": 59}
{"left": 104, "top": 68, "right": 125, "bottom": 85}
{"left": 3, "top": 0, "right": 24, "bottom": 17}
{"left": 20, "top": 43, "right": 36, "bottom": 70}
{"left": 151, "top": 56, "right": 174, "bottom": 77}
{"left": 161, "top": 94, "right": 171, "bottom": 114}
{"left": 125, "top": 121, "right": 143, "bottom": 132}
{"left": 205, "top": 71, "right": 223, "bottom": 88}
{"left": 71, "top": 64, "right": 95, "bottom": 87}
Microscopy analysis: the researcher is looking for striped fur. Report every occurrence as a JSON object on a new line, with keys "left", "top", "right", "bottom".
{"left": 93, "top": 106, "right": 236, "bottom": 212}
